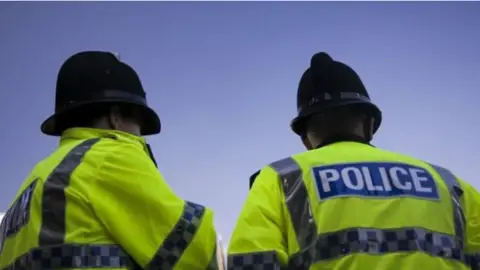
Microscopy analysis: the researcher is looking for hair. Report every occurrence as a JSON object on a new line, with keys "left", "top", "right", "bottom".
{"left": 56, "top": 102, "right": 139, "bottom": 132}
{"left": 305, "top": 105, "right": 367, "bottom": 139}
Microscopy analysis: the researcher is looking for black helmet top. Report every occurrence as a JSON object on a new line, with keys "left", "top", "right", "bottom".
{"left": 41, "top": 51, "right": 161, "bottom": 136}
{"left": 290, "top": 52, "right": 382, "bottom": 136}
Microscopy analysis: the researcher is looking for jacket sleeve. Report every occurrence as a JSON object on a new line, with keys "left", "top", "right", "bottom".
{"left": 227, "top": 166, "right": 289, "bottom": 268}
{"left": 90, "top": 142, "right": 219, "bottom": 270}
{"left": 461, "top": 180, "right": 480, "bottom": 267}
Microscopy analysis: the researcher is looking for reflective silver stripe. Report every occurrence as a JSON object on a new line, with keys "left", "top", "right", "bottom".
{"left": 288, "top": 227, "right": 466, "bottom": 267}
{"left": 227, "top": 251, "right": 282, "bottom": 270}
{"left": 145, "top": 201, "right": 206, "bottom": 269}
{"left": 428, "top": 163, "right": 466, "bottom": 248}
{"left": 1, "top": 244, "right": 138, "bottom": 270}
{"left": 270, "top": 157, "right": 317, "bottom": 252}
{"left": 39, "top": 138, "right": 100, "bottom": 245}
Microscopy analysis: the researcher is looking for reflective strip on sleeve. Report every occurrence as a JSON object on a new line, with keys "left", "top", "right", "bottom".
{"left": 269, "top": 157, "right": 318, "bottom": 267}
{"left": 227, "top": 251, "right": 283, "bottom": 270}
{"left": 428, "top": 163, "right": 466, "bottom": 248}
{"left": 1, "top": 244, "right": 139, "bottom": 270}
{"left": 145, "top": 201, "right": 206, "bottom": 269}
{"left": 39, "top": 138, "right": 101, "bottom": 246}
{"left": 428, "top": 163, "right": 480, "bottom": 268}
{"left": 269, "top": 157, "right": 317, "bottom": 252}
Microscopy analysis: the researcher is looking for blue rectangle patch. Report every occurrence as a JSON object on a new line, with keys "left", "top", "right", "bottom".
{"left": 312, "top": 162, "right": 439, "bottom": 200}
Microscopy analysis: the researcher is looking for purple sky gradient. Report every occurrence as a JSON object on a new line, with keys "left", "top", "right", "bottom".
{"left": 0, "top": 2, "right": 479, "bottom": 243}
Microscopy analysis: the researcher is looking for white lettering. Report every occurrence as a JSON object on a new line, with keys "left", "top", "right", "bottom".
{"left": 314, "top": 163, "right": 437, "bottom": 200}
{"left": 409, "top": 168, "right": 432, "bottom": 193}
{"left": 362, "top": 167, "right": 383, "bottom": 191}
{"left": 319, "top": 169, "right": 340, "bottom": 192}
{"left": 389, "top": 167, "right": 412, "bottom": 190}
{"left": 341, "top": 167, "right": 364, "bottom": 190}
{"left": 378, "top": 167, "right": 392, "bottom": 191}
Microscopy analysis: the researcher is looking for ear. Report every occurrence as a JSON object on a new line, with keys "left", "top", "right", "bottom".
{"left": 302, "top": 135, "right": 313, "bottom": 150}
{"left": 108, "top": 106, "right": 122, "bottom": 129}
{"left": 363, "top": 117, "right": 374, "bottom": 142}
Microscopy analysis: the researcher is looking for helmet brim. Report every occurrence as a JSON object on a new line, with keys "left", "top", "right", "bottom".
{"left": 40, "top": 99, "right": 161, "bottom": 136}
{"left": 290, "top": 100, "right": 382, "bottom": 136}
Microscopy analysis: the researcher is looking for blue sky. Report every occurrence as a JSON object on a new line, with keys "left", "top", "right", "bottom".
{"left": 0, "top": 2, "right": 479, "bottom": 244}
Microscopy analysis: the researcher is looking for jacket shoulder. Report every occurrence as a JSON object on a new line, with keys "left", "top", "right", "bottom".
{"left": 249, "top": 155, "right": 303, "bottom": 189}
{"left": 70, "top": 137, "right": 151, "bottom": 175}
{"left": 269, "top": 155, "right": 302, "bottom": 172}
{"left": 87, "top": 135, "right": 146, "bottom": 156}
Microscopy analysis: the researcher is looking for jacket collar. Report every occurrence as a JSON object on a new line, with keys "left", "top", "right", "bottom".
{"left": 60, "top": 127, "right": 159, "bottom": 167}
{"left": 60, "top": 127, "right": 147, "bottom": 147}
{"left": 314, "top": 134, "right": 373, "bottom": 149}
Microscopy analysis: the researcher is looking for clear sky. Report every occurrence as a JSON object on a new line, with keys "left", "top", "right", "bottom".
{"left": 0, "top": 2, "right": 479, "bottom": 245}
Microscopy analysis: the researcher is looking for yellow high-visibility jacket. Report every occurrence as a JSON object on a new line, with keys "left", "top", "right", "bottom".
{"left": 228, "top": 141, "right": 480, "bottom": 270}
{"left": 0, "top": 128, "right": 219, "bottom": 270}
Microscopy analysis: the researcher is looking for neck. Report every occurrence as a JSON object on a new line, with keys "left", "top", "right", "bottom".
{"left": 308, "top": 133, "right": 369, "bottom": 149}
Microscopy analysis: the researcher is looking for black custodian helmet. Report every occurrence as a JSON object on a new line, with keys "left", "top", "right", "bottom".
{"left": 290, "top": 52, "right": 382, "bottom": 136}
{"left": 41, "top": 51, "right": 161, "bottom": 136}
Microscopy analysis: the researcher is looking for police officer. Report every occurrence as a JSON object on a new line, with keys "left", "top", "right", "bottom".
{"left": 227, "top": 52, "right": 480, "bottom": 269}
{"left": 0, "top": 51, "right": 220, "bottom": 269}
